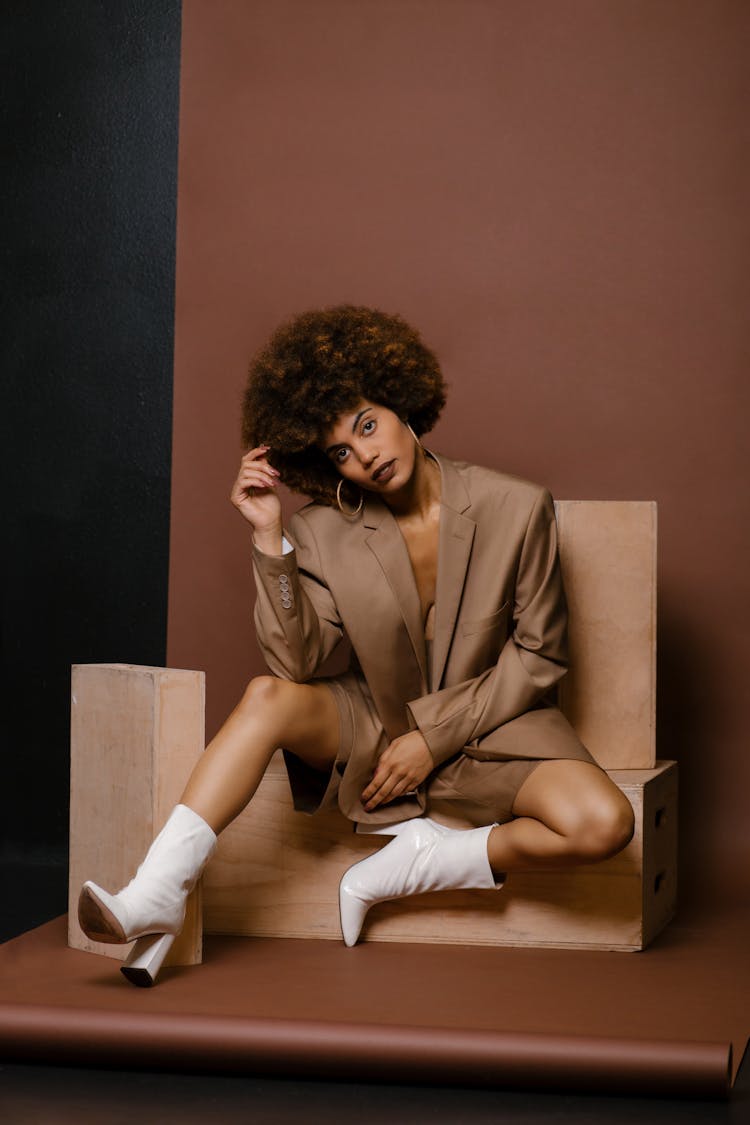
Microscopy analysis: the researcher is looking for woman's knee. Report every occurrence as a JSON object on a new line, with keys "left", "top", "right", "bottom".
{"left": 239, "top": 674, "right": 297, "bottom": 713}
{"left": 237, "top": 676, "right": 338, "bottom": 759}
{"left": 570, "top": 792, "right": 635, "bottom": 861}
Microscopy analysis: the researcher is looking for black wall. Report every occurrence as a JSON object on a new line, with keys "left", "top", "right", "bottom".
{"left": 1, "top": 2, "right": 182, "bottom": 862}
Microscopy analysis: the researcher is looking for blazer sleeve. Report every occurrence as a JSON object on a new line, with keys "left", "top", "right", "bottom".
{"left": 406, "top": 488, "right": 568, "bottom": 767}
{"left": 252, "top": 510, "right": 344, "bottom": 681}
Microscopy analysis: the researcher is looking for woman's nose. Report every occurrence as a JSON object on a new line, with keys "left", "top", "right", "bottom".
{"left": 353, "top": 441, "right": 377, "bottom": 467}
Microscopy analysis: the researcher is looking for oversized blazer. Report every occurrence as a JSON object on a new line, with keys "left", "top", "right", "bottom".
{"left": 252, "top": 450, "right": 593, "bottom": 825}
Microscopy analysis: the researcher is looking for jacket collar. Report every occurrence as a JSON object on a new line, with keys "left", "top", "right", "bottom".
{"left": 429, "top": 452, "right": 477, "bottom": 690}
{"left": 361, "top": 450, "right": 476, "bottom": 692}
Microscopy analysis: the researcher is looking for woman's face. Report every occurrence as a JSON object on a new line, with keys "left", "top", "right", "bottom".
{"left": 321, "top": 400, "right": 417, "bottom": 495}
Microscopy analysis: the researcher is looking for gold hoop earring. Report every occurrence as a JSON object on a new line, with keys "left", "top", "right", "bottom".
{"left": 336, "top": 478, "right": 363, "bottom": 518}
{"left": 407, "top": 421, "right": 423, "bottom": 448}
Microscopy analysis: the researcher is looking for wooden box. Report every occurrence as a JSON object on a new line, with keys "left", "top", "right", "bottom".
{"left": 203, "top": 756, "right": 677, "bottom": 952}
{"left": 556, "top": 500, "right": 657, "bottom": 769}
{"left": 68, "top": 663, "right": 205, "bottom": 965}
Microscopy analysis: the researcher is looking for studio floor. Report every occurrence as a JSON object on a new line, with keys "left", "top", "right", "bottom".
{"left": 0, "top": 857, "right": 747, "bottom": 1125}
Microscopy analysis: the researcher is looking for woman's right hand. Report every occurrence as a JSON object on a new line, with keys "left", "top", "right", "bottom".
{"left": 230, "top": 446, "right": 282, "bottom": 538}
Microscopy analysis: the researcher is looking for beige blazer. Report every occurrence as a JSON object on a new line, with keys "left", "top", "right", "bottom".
{"left": 252, "top": 450, "right": 592, "bottom": 824}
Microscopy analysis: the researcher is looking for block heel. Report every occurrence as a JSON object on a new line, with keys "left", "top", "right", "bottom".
{"left": 120, "top": 932, "right": 176, "bottom": 988}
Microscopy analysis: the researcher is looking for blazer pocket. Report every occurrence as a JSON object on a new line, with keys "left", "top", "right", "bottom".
{"left": 461, "top": 601, "right": 510, "bottom": 638}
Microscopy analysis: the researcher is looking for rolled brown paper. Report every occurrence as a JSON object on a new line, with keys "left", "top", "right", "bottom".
{"left": 0, "top": 1004, "right": 732, "bottom": 1098}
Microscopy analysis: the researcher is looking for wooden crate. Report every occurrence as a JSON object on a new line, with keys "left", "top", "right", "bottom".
{"left": 556, "top": 500, "right": 657, "bottom": 769}
{"left": 68, "top": 664, "right": 205, "bottom": 966}
{"left": 203, "top": 755, "right": 677, "bottom": 952}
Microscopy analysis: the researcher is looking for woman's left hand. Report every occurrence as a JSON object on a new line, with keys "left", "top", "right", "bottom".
{"left": 361, "top": 730, "right": 433, "bottom": 811}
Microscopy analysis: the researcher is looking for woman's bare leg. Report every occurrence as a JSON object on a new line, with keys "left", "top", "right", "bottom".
{"left": 180, "top": 676, "right": 340, "bottom": 835}
{"left": 486, "top": 760, "right": 635, "bottom": 876}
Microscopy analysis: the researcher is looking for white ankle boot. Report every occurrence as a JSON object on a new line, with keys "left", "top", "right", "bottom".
{"left": 339, "top": 818, "right": 501, "bottom": 947}
{"left": 78, "top": 803, "right": 217, "bottom": 986}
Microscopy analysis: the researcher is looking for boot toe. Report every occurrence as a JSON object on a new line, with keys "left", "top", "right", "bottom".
{"left": 339, "top": 881, "right": 368, "bottom": 947}
{"left": 78, "top": 882, "right": 129, "bottom": 944}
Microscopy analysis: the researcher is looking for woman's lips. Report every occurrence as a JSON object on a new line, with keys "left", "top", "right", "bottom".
{"left": 372, "top": 459, "right": 396, "bottom": 483}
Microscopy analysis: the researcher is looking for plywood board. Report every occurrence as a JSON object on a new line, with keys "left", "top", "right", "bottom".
{"left": 556, "top": 500, "right": 657, "bottom": 768}
{"left": 68, "top": 664, "right": 205, "bottom": 966}
{"left": 203, "top": 756, "right": 677, "bottom": 952}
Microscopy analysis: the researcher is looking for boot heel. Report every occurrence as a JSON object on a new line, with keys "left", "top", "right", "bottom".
{"left": 120, "top": 932, "right": 175, "bottom": 988}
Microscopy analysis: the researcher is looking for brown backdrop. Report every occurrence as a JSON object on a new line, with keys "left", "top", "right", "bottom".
{"left": 168, "top": 0, "right": 749, "bottom": 905}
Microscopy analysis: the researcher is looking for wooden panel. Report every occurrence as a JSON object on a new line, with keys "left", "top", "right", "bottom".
{"left": 203, "top": 756, "right": 677, "bottom": 952}
{"left": 154, "top": 667, "right": 207, "bottom": 965}
{"left": 634, "top": 762, "right": 679, "bottom": 947}
{"left": 556, "top": 500, "right": 657, "bottom": 769}
{"left": 68, "top": 664, "right": 205, "bottom": 966}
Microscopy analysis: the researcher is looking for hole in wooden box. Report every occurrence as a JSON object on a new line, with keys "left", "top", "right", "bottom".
{"left": 655, "top": 806, "right": 666, "bottom": 828}
{"left": 654, "top": 870, "right": 665, "bottom": 894}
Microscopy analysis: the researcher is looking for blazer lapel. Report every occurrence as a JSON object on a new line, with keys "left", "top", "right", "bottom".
{"left": 363, "top": 495, "right": 429, "bottom": 692}
{"left": 429, "top": 452, "right": 476, "bottom": 691}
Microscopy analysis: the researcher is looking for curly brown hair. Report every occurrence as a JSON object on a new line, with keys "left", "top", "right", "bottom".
{"left": 242, "top": 305, "right": 447, "bottom": 505}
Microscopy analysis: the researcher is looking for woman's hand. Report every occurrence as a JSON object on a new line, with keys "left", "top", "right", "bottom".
{"left": 230, "top": 445, "right": 282, "bottom": 540}
{"left": 361, "top": 729, "right": 433, "bottom": 811}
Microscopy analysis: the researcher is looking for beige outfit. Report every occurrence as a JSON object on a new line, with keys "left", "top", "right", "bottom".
{"left": 252, "top": 450, "right": 597, "bottom": 828}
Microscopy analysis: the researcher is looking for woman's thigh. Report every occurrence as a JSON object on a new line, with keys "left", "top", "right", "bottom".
{"left": 511, "top": 758, "right": 633, "bottom": 843}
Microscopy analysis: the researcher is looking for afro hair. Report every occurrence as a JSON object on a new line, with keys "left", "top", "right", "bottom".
{"left": 242, "top": 305, "right": 447, "bottom": 505}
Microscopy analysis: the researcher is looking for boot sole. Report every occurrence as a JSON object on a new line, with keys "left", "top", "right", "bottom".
{"left": 78, "top": 885, "right": 128, "bottom": 943}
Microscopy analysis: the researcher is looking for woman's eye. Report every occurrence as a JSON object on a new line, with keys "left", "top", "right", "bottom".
{"left": 335, "top": 447, "right": 349, "bottom": 463}
{"left": 362, "top": 419, "right": 376, "bottom": 434}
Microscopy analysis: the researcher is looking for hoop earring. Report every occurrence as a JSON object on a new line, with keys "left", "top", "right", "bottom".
{"left": 407, "top": 421, "right": 423, "bottom": 448}
{"left": 336, "top": 478, "right": 363, "bottom": 518}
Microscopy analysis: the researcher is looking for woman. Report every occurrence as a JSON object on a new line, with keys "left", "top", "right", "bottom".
{"left": 78, "top": 305, "right": 634, "bottom": 985}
